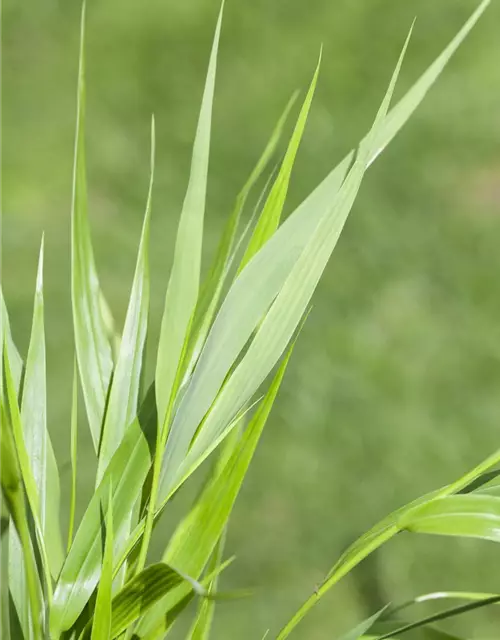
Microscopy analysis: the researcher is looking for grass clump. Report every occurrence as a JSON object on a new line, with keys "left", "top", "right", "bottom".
{"left": 1, "top": 1, "right": 497, "bottom": 638}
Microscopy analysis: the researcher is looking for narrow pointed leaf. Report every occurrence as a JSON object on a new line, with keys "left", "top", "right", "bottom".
{"left": 155, "top": 3, "right": 223, "bottom": 428}
{"left": 91, "top": 483, "right": 114, "bottom": 640}
{"left": 0, "top": 290, "right": 23, "bottom": 394}
{"left": 109, "top": 564, "right": 203, "bottom": 639}
{"left": 159, "top": 25, "right": 407, "bottom": 503}
{"left": 71, "top": 1, "right": 114, "bottom": 449}
{"left": 139, "top": 344, "right": 296, "bottom": 636}
{"left": 239, "top": 54, "right": 321, "bottom": 270}
{"left": 21, "top": 239, "right": 64, "bottom": 575}
{"left": 161, "top": 1, "right": 490, "bottom": 505}
{"left": 96, "top": 118, "right": 155, "bottom": 484}
{"left": 68, "top": 360, "right": 79, "bottom": 550}
{"left": 182, "top": 93, "right": 297, "bottom": 383}
{"left": 337, "top": 606, "right": 388, "bottom": 640}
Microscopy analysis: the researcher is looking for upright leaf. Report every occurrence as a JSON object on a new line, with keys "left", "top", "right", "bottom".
{"left": 71, "top": 0, "right": 114, "bottom": 449}
{"left": 1, "top": 390, "right": 42, "bottom": 639}
{"left": 138, "top": 343, "right": 296, "bottom": 637}
{"left": 91, "top": 483, "right": 114, "bottom": 640}
{"left": 155, "top": 3, "right": 223, "bottom": 428}
{"left": 3, "top": 334, "right": 53, "bottom": 606}
{"left": 96, "top": 117, "right": 155, "bottom": 484}
{"left": 22, "top": 239, "right": 63, "bottom": 573}
{"left": 50, "top": 387, "right": 157, "bottom": 636}
{"left": 182, "top": 93, "right": 298, "bottom": 383}
{"left": 67, "top": 359, "right": 79, "bottom": 550}
{"left": 0, "top": 290, "right": 23, "bottom": 394}
{"left": 239, "top": 54, "right": 321, "bottom": 270}
{"left": 159, "top": 27, "right": 408, "bottom": 502}
{"left": 160, "top": 0, "right": 490, "bottom": 506}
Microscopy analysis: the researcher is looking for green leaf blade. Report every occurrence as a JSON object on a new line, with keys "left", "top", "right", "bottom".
{"left": 71, "top": 1, "right": 114, "bottom": 449}
{"left": 96, "top": 118, "right": 155, "bottom": 484}
{"left": 155, "top": 4, "right": 223, "bottom": 428}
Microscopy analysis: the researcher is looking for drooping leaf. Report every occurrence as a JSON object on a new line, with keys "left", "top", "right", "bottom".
{"left": 71, "top": 0, "right": 114, "bottom": 449}
{"left": 239, "top": 53, "right": 321, "bottom": 270}
{"left": 91, "top": 483, "right": 114, "bottom": 640}
{"left": 155, "top": 3, "right": 223, "bottom": 428}
{"left": 108, "top": 564, "right": 203, "bottom": 639}
{"left": 400, "top": 494, "right": 500, "bottom": 542}
{"left": 96, "top": 116, "right": 155, "bottom": 484}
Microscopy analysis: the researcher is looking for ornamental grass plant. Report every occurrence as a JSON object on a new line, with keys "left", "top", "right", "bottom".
{"left": 1, "top": 1, "right": 498, "bottom": 638}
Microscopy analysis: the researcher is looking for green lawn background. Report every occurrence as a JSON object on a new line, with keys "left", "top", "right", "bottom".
{"left": 3, "top": 0, "right": 500, "bottom": 637}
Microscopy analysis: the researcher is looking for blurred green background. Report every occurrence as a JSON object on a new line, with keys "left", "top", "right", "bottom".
{"left": 3, "top": 0, "right": 500, "bottom": 637}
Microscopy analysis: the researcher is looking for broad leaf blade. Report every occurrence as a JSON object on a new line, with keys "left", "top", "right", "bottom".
{"left": 71, "top": 0, "right": 114, "bottom": 449}
{"left": 96, "top": 117, "right": 155, "bottom": 484}
{"left": 91, "top": 483, "right": 114, "bottom": 640}
{"left": 155, "top": 3, "right": 223, "bottom": 428}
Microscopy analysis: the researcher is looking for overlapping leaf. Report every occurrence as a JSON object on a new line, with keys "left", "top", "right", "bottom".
{"left": 155, "top": 3, "right": 223, "bottom": 429}
{"left": 71, "top": 1, "right": 115, "bottom": 449}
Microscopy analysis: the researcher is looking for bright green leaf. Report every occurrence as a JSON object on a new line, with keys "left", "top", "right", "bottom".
{"left": 71, "top": 0, "right": 114, "bottom": 449}
{"left": 155, "top": 3, "right": 223, "bottom": 428}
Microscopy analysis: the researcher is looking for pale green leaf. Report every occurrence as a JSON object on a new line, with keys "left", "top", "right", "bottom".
{"left": 96, "top": 117, "right": 155, "bottom": 484}
{"left": 161, "top": 1, "right": 490, "bottom": 507}
{"left": 182, "top": 93, "right": 297, "bottom": 384}
{"left": 155, "top": 3, "right": 223, "bottom": 428}
{"left": 71, "top": 0, "right": 114, "bottom": 449}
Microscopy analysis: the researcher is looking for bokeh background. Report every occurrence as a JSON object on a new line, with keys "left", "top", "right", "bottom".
{"left": 3, "top": 0, "right": 500, "bottom": 637}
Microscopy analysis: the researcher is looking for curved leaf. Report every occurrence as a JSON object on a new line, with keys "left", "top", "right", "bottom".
{"left": 401, "top": 494, "right": 500, "bottom": 542}
{"left": 91, "top": 483, "right": 114, "bottom": 640}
